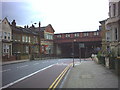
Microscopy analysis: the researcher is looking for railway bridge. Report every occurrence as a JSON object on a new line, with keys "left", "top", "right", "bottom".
{"left": 54, "top": 31, "right": 102, "bottom": 58}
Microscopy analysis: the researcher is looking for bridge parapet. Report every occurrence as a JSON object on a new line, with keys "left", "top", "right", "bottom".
{"left": 54, "top": 31, "right": 102, "bottom": 43}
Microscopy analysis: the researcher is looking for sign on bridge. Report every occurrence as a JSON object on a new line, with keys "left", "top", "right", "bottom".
{"left": 79, "top": 43, "right": 84, "bottom": 48}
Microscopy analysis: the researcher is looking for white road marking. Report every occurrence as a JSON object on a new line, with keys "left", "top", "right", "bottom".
{"left": 43, "top": 61, "right": 47, "bottom": 63}
{"left": 1, "top": 64, "right": 55, "bottom": 89}
{"left": 17, "top": 65, "right": 28, "bottom": 69}
{"left": 33, "top": 63, "right": 39, "bottom": 65}
{"left": 0, "top": 69, "right": 11, "bottom": 72}
{"left": 56, "top": 63, "right": 68, "bottom": 66}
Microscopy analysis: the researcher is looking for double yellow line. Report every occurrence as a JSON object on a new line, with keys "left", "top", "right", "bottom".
{"left": 48, "top": 63, "right": 72, "bottom": 90}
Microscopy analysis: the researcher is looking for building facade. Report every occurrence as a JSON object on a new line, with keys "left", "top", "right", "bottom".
{"left": 1, "top": 18, "right": 103, "bottom": 61}
{"left": 11, "top": 20, "right": 40, "bottom": 60}
{"left": 99, "top": 19, "right": 111, "bottom": 55}
{"left": 0, "top": 18, "right": 14, "bottom": 61}
{"left": 36, "top": 24, "right": 55, "bottom": 56}
{"left": 105, "top": 0, "right": 120, "bottom": 57}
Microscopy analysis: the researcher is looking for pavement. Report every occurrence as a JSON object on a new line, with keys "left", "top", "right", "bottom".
{"left": 1, "top": 57, "right": 58, "bottom": 65}
{"left": 62, "top": 59, "right": 119, "bottom": 89}
{"left": 2, "top": 59, "right": 30, "bottom": 65}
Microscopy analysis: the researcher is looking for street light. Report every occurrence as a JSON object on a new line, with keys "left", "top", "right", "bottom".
{"left": 72, "top": 39, "right": 76, "bottom": 67}
{"left": 33, "top": 22, "right": 41, "bottom": 59}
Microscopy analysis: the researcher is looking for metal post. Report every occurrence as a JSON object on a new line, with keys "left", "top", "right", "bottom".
{"left": 72, "top": 41, "right": 74, "bottom": 67}
{"left": 79, "top": 47, "right": 81, "bottom": 62}
{"left": 72, "top": 39, "right": 76, "bottom": 67}
{"left": 38, "top": 22, "right": 42, "bottom": 60}
{"left": 84, "top": 47, "right": 86, "bottom": 61}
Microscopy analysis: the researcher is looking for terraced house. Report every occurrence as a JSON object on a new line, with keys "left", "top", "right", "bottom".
{"left": 39, "top": 24, "right": 55, "bottom": 56}
{"left": 0, "top": 18, "right": 55, "bottom": 61}
{"left": 0, "top": 18, "right": 14, "bottom": 61}
{"left": 105, "top": 0, "right": 120, "bottom": 58}
{"left": 11, "top": 20, "right": 40, "bottom": 60}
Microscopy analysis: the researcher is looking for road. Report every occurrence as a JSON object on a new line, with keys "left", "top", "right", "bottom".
{"left": 2, "top": 58, "right": 81, "bottom": 89}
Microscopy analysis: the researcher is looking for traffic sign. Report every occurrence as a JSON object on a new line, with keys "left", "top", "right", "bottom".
{"left": 79, "top": 43, "right": 84, "bottom": 48}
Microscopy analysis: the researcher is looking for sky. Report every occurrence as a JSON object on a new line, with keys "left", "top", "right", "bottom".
{"left": 1, "top": 0, "right": 109, "bottom": 33}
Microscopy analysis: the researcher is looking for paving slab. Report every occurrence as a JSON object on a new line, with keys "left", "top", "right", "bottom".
{"left": 63, "top": 60, "right": 118, "bottom": 88}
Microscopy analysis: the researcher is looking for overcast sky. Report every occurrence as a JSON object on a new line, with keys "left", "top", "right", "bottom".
{"left": 2, "top": 0, "right": 109, "bottom": 33}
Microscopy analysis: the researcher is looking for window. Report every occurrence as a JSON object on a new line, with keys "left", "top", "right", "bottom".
{"left": 0, "top": 32, "right": 2, "bottom": 39}
{"left": 74, "top": 33, "right": 79, "bottom": 37}
{"left": 7, "top": 49, "right": 9, "bottom": 53}
{"left": 49, "top": 34, "right": 53, "bottom": 40}
{"left": 66, "top": 34, "right": 70, "bottom": 38}
{"left": 113, "top": 4, "right": 116, "bottom": 16}
{"left": 4, "top": 32, "right": 7, "bottom": 39}
{"left": 17, "top": 36, "right": 21, "bottom": 42}
{"left": 3, "top": 44, "right": 9, "bottom": 53}
{"left": 22, "top": 36, "right": 25, "bottom": 42}
{"left": 115, "top": 28, "right": 118, "bottom": 40}
{"left": 29, "top": 36, "right": 31, "bottom": 43}
{"left": 109, "top": 6, "right": 111, "bottom": 17}
{"left": 57, "top": 35, "right": 62, "bottom": 38}
{"left": 26, "top": 36, "right": 28, "bottom": 42}
{"left": 8, "top": 33, "right": 10, "bottom": 40}
{"left": 106, "top": 31, "right": 111, "bottom": 41}
{"left": 45, "top": 34, "right": 53, "bottom": 40}
{"left": 83, "top": 33, "right": 89, "bottom": 36}
{"left": 4, "top": 49, "right": 6, "bottom": 53}
{"left": 26, "top": 46, "right": 29, "bottom": 53}
{"left": 3, "top": 44, "right": 6, "bottom": 53}
{"left": 94, "top": 32, "right": 99, "bottom": 36}
{"left": 45, "top": 34, "right": 48, "bottom": 39}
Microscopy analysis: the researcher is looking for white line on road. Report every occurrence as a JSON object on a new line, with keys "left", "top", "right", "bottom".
{"left": 1, "top": 64, "right": 55, "bottom": 89}
{"left": 17, "top": 65, "right": 28, "bottom": 69}
{"left": 33, "top": 63, "right": 39, "bottom": 65}
{"left": 0, "top": 69, "right": 11, "bottom": 72}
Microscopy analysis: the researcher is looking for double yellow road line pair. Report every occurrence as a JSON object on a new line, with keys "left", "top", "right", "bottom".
{"left": 48, "top": 63, "right": 72, "bottom": 90}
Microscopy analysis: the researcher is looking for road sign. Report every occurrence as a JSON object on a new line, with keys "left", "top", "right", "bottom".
{"left": 79, "top": 43, "right": 84, "bottom": 48}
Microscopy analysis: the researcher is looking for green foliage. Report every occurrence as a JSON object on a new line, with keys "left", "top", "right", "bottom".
{"left": 97, "top": 51, "right": 102, "bottom": 59}
{"left": 20, "top": 53, "right": 29, "bottom": 55}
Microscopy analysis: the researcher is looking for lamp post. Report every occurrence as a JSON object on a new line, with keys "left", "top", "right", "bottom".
{"left": 38, "top": 22, "right": 42, "bottom": 59}
{"left": 72, "top": 39, "right": 76, "bottom": 67}
{"left": 33, "top": 22, "right": 41, "bottom": 59}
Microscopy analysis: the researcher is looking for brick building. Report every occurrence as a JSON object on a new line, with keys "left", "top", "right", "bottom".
{"left": 54, "top": 31, "right": 102, "bottom": 58}
{"left": 34, "top": 24, "right": 55, "bottom": 57}
{"left": 11, "top": 20, "right": 40, "bottom": 60}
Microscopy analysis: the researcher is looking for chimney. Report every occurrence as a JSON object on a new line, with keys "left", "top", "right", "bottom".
{"left": 39, "top": 21, "right": 41, "bottom": 28}
{"left": 24, "top": 25, "right": 26, "bottom": 28}
{"left": 11, "top": 20, "right": 16, "bottom": 27}
{"left": 27, "top": 25, "right": 29, "bottom": 28}
{"left": 32, "top": 24, "right": 35, "bottom": 28}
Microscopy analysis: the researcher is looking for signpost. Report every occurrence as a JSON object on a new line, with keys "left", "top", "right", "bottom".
{"left": 79, "top": 43, "right": 84, "bottom": 62}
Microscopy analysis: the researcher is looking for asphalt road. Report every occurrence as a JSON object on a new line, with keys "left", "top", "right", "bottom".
{"left": 2, "top": 58, "right": 81, "bottom": 88}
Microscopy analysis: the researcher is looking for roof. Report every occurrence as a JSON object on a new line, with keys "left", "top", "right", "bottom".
{"left": 11, "top": 26, "right": 39, "bottom": 35}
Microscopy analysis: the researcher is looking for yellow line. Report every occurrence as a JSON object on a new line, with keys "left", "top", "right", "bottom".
{"left": 48, "top": 64, "right": 70, "bottom": 90}
{"left": 52, "top": 64, "right": 71, "bottom": 89}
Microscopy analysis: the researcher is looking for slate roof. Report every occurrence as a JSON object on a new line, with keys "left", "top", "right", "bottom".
{"left": 11, "top": 26, "right": 39, "bottom": 35}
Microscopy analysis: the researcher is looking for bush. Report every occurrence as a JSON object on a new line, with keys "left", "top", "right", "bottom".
{"left": 97, "top": 51, "right": 105, "bottom": 64}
